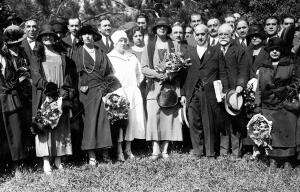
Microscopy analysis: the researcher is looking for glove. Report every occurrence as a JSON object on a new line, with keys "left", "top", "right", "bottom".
{"left": 60, "top": 88, "right": 69, "bottom": 99}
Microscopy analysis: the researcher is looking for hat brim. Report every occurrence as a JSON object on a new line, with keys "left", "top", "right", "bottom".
{"left": 76, "top": 29, "right": 102, "bottom": 41}
{"left": 152, "top": 25, "right": 172, "bottom": 35}
{"left": 246, "top": 32, "right": 266, "bottom": 43}
{"left": 6, "top": 34, "right": 26, "bottom": 45}
{"left": 36, "top": 31, "right": 59, "bottom": 41}
{"left": 224, "top": 89, "right": 243, "bottom": 116}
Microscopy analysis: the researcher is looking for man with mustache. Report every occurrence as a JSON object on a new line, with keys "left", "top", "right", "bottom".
{"left": 181, "top": 24, "right": 228, "bottom": 158}
{"left": 97, "top": 17, "right": 113, "bottom": 53}
{"left": 216, "top": 23, "right": 249, "bottom": 158}
{"left": 21, "top": 19, "right": 39, "bottom": 59}
{"left": 207, "top": 18, "right": 220, "bottom": 46}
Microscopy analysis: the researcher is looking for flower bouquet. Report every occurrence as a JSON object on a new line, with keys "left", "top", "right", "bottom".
{"left": 104, "top": 93, "right": 130, "bottom": 125}
{"left": 247, "top": 114, "right": 273, "bottom": 154}
{"left": 34, "top": 96, "right": 63, "bottom": 130}
{"left": 155, "top": 50, "right": 191, "bottom": 81}
{"left": 242, "top": 84, "right": 256, "bottom": 119}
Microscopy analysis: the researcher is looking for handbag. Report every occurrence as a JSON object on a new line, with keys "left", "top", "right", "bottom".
{"left": 156, "top": 82, "right": 178, "bottom": 108}
{"left": 0, "top": 90, "right": 23, "bottom": 113}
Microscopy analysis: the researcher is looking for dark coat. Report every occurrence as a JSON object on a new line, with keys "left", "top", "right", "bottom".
{"left": 62, "top": 34, "right": 82, "bottom": 58}
{"left": 215, "top": 43, "right": 249, "bottom": 89}
{"left": 20, "top": 38, "right": 35, "bottom": 60}
{"left": 256, "top": 56, "right": 300, "bottom": 153}
{"left": 95, "top": 37, "right": 114, "bottom": 53}
{"left": 246, "top": 44, "right": 269, "bottom": 79}
{"left": 182, "top": 46, "right": 228, "bottom": 106}
{"left": 182, "top": 46, "right": 229, "bottom": 157}
{"left": 31, "top": 52, "right": 76, "bottom": 116}
{"left": 0, "top": 51, "right": 30, "bottom": 161}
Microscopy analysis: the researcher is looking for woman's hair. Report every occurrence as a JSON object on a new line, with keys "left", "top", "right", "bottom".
{"left": 33, "top": 40, "right": 64, "bottom": 61}
{"left": 127, "top": 26, "right": 144, "bottom": 42}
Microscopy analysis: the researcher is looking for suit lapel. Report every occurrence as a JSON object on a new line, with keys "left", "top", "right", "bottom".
{"left": 190, "top": 47, "right": 201, "bottom": 70}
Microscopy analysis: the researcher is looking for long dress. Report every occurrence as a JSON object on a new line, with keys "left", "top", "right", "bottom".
{"left": 32, "top": 50, "right": 73, "bottom": 157}
{"left": 256, "top": 56, "right": 300, "bottom": 157}
{"left": 141, "top": 36, "right": 182, "bottom": 141}
{"left": 0, "top": 51, "right": 29, "bottom": 161}
{"left": 108, "top": 49, "right": 146, "bottom": 141}
{"left": 73, "top": 46, "right": 116, "bottom": 151}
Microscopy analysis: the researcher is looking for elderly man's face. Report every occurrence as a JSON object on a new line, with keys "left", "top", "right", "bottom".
{"left": 194, "top": 26, "right": 208, "bottom": 46}
{"left": 25, "top": 20, "right": 38, "bottom": 39}
{"left": 236, "top": 20, "right": 249, "bottom": 38}
{"left": 171, "top": 26, "right": 184, "bottom": 42}
{"left": 282, "top": 18, "right": 295, "bottom": 29}
{"left": 218, "top": 27, "right": 232, "bottom": 46}
{"left": 265, "top": 18, "right": 278, "bottom": 36}
{"left": 207, "top": 19, "right": 220, "bottom": 37}
{"left": 190, "top": 15, "right": 202, "bottom": 28}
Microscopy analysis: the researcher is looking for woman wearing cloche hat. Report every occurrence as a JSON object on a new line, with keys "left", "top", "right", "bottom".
{"left": 72, "top": 24, "right": 120, "bottom": 165}
{"left": 0, "top": 25, "right": 33, "bottom": 175}
{"left": 32, "top": 24, "right": 76, "bottom": 174}
{"left": 141, "top": 17, "right": 183, "bottom": 160}
{"left": 255, "top": 37, "right": 300, "bottom": 168}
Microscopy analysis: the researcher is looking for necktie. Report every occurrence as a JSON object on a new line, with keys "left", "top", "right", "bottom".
{"left": 241, "top": 38, "right": 247, "bottom": 47}
{"left": 211, "top": 38, "right": 216, "bottom": 46}
{"left": 106, "top": 36, "right": 110, "bottom": 50}
{"left": 221, "top": 46, "right": 226, "bottom": 55}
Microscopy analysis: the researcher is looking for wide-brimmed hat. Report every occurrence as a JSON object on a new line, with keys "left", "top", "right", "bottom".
{"left": 6, "top": 13, "right": 23, "bottom": 26}
{"left": 36, "top": 24, "right": 59, "bottom": 41}
{"left": 224, "top": 89, "right": 243, "bottom": 116}
{"left": 152, "top": 17, "right": 172, "bottom": 35}
{"left": 44, "top": 82, "right": 59, "bottom": 98}
{"left": 246, "top": 24, "right": 266, "bottom": 43}
{"left": 265, "top": 37, "right": 286, "bottom": 53}
{"left": 179, "top": 105, "right": 189, "bottom": 128}
{"left": 3, "top": 25, "right": 26, "bottom": 45}
{"left": 76, "top": 25, "right": 102, "bottom": 41}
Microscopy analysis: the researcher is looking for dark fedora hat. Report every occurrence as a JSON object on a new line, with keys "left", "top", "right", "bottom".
{"left": 3, "top": 25, "right": 26, "bottom": 45}
{"left": 152, "top": 17, "right": 172, "bottom": 35}
{"left": 246, "top": 24, "right": 266, "bottom": 43}
{"left": 76, "top": 25, "right": 102, "bottom": 41}
{"left": 44, "top": 82, "right": 59, "bottom": 98}
{"left": 265, "top": 37, "right": 286, "bottom": 52}
{"left": 6, "top": 13, "right": 23, "bottom": 26}
{"left": 36, "top": 24, "right": 59, "bottom": 41}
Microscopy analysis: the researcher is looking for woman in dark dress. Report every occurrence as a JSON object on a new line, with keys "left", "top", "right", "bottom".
{"left": 0, "top": 25, "right": 32, "bottom": 173}
{"left": 31, "top": 24, "right": 75, "bottom": 174}
{"left": 255, "top": 37, "right": 300, "bottom": 168}
{"left": 72, "top": 25, "right": 119, "bottom": 165}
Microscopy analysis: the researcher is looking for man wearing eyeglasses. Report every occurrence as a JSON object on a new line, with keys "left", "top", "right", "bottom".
{"left": 216, "top": 23, "right": 249, "bottom": 159}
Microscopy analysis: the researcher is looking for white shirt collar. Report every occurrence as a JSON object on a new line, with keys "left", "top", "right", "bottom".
{"left": 0, "top": 54, "right": 6, "bottom": 76}
{"left": 196, "top": 44, "right": 208, "bottom": 59}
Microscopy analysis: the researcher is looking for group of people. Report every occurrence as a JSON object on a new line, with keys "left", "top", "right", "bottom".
{"left": 1, "top": 11, "right": 300, "bottom": 175}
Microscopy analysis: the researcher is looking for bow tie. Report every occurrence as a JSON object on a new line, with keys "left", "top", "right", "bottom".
{"left": 28, "top": 39, "right": 35, "bottom": 44}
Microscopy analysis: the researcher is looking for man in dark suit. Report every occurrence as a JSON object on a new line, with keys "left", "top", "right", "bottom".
{"left": 234, "top": 19, "right": 249, "bottom": 48}
{"left": 207, "top": 18, "right": 220, "bottom": 47}
{"left": 264, "top": 16, "right": 280, "bottom": 43}
{"left": 62, "top": 17, "right": 81, "bottom": 58}
{"left": 181, "top": 24, "right": 228, "bottom": 158}
{"left": 21, "top": 19, "right": 38, "bottom": 59}
{"left": 97, "top": 17, "right": 113, "bottom": 53}
{"left": 216, "top": 23, "right": 249, "bottom": 157}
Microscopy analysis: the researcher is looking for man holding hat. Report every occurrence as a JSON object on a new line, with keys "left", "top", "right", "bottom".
{"left": 216, "top": 23, "right": 249, "bottom": 158}
{"left": 181, "top": 24, "right": 228, "bottom": 158}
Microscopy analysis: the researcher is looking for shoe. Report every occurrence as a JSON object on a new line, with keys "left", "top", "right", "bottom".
{"left": 89, "top": 158, "right": 97, "bottom": 166}
{"left": 125, "top": 151, "right": 135, "bottom": 159}
{"left": 43, "top": 164, "right": 52, "bottom": 175}
{"left": 283, "top": 162, "right": 292, "bottom": 169}
{"left": 150, "top": 154, "right": 159, "bottom": 161}
{"left": 54, "top": 157, "right": 64, "bottom": 170}
{"left": 117, "top": 153, "right": 125, "bottom": 162}
{"left": 269, "top": 158, "right": 277, "bottom": 169}
{"left": 162, "top": 153, "right": 169, "bottom": 159}
{"left": 102, "top": 150, "right": 111, "bottom": 163}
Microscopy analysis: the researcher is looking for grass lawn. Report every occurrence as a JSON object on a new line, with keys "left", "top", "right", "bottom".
{"left": 0, "top": 151, "right": 300, "bottom": 192}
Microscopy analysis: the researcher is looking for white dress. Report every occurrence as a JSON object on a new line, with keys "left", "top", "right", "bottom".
{"left": 108, "top": 50, "right": 146, "bottom": 141}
